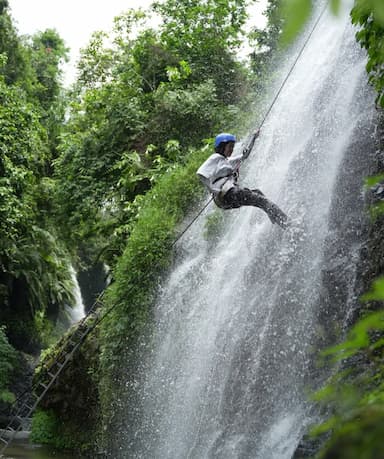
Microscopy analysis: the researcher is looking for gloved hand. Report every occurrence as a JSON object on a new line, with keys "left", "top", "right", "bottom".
{"left": 243, "top": 129, "right": 260, "bottom": 159}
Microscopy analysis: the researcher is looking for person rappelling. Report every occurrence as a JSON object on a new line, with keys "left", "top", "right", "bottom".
{"left": 196, "top": 131, "right": 289, "bottom": 229}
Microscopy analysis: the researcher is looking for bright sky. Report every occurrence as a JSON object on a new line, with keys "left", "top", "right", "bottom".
{"left": 8, "top": 0, "right": 267, "bottom": 86}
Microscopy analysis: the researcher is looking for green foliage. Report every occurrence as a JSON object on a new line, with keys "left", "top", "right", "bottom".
{"left": 313, "top": 277, "right": 384, "bottom": 458}
{"left": 55, "top": 1, "right": 253, "bottom": 271}
{"left": 330, "top": 0, "right": 342, "bottom": 16}
{"left": 248, "top": 0, "right": 284, "bottom": 80}
{"left": 31, "top": 409, "right": 77, "bottom": 450}
{"left": 31, "top": 410, "right": 59, "bottom": 445}
{"left": 351, "top": 0, "right": 384, "bottom": 106}
{"left": 316, "top": 405, "right": 384, "bottom": 459}
{"left": 100, "top": 144, "right": 209, "bottom": 375}
{"left": 26, "top": 29, "right": 69, "bottom": 110}
{"left": 0, "top": 326, "right": 17, "bottom": 403}
{"left": 24, "top": 29, "right": 69, "bottom": 157}
{"left": 0, "top": 75, "right": 74, "bottom": 348}
{"left": 362, "top": 276, "right": 384, "bottom": 301}
{"left": 152, "top": 0, "right": 251, "bottom": 104}
{"left": 280, "top": 0, "right": 312, "bottom": 45}
{"left": 151, "top": 79, "right": 226, "bottom": 146}
{"left": 322, "top": 310, "right": 384, "bottom": 361}
{"left": 0, "top": 3, "right": 28, "bottom": 86}
{"left": 364, "top": 173, "right": 384, "bottom": 187}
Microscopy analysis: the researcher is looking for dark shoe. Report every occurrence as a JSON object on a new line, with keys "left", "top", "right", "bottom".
{"left": 267, "top": 205, "right": 289, "bottom": 229}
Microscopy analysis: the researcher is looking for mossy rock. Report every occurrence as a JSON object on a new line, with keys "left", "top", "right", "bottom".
{"left": 32, "top": 315, "right": 102, "bottom": 455}
{"left": 319, "top": 404, "right": 384, "bottom": 459}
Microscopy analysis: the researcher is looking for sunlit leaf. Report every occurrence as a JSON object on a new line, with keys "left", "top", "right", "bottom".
{"left": 374, "top": 0, "right": 384, "bottom": 26}
{"left": 280, "top": 0, "right": 312, "bottom": 45}
{"left": 330, "top": 0, "right": 341, "bottom": 15}
{"left": 361, "top": 277, "right": 384, "bottom": 301}
{"left": 364, "top": 174, "right": 384, "bottom": 187}
{"left": 310, "top": 416, "right": 338, "bottom": 436}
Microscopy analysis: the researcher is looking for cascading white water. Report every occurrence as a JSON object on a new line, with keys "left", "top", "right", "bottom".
{"left": 117, "top": 2, "right": 378, "bottom": 458}
{"left": 66, "top": 266, "right": 85, "bottom": 323}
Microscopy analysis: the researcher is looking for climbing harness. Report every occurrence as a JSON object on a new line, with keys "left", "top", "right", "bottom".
{"left": 0, "top": 3, "right": 329, "bottom": 456}
{"left": 171, "top": 0, "right": 328, "bottom": 249}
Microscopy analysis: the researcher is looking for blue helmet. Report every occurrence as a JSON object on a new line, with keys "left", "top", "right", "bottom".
{"left": 214, "top": 133, "right": 236, "bottom": 148}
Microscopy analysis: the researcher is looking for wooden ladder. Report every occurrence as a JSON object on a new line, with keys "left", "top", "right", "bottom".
{"left": 0, "top": 295, "right": 102, "bottom": 456}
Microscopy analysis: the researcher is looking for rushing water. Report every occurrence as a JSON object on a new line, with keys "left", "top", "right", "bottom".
{"left": 67, "top": 266, "right": 85, "bottom": 324}
{"left": 114, "top": 2, "right": 377, "bottom": 458}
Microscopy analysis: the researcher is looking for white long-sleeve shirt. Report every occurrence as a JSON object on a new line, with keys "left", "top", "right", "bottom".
{"left": 196, "top": 152, "right": 243, "bottom": 196}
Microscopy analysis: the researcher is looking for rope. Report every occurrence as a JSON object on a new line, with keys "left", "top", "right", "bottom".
{"left": 172, "top": 0, "right": 329, "bottom": 246}
{"left": 171, "top": 195, "right": 213, "bottom": 247}
{"left": 75, "top": 0, "right": 330, "bottom": 331}
{"left": 258, "top": 1, "right": 328, "bottom": 130}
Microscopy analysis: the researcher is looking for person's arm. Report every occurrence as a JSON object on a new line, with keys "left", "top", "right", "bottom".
{"left": 242, "top": 129, "right": 260, "bottom": 159}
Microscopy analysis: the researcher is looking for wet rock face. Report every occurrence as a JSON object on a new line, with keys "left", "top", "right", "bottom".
{"left": 293, "top": 118, "right": 384, "bottom": 458}
{"left": 292, "top": 436, "right": 326, "bottom": 459}
{"left": 77, "top": 262, "right": 107, "bottom": 314}
{"left": 31, "top": 318, "right": 102, "bottom": 454}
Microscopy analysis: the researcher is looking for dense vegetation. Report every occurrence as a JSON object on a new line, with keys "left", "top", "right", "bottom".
{"left": 307, "top": 1, "right": 384, "bottom": 458}
{"left": 0, "top": 0, "right": 74, "bottom": 405}
{"left": 0, "top": 0, "right": 282, "bottom": 448}
{"left": 1, "top": 0, "right": 384, "bottom": 455}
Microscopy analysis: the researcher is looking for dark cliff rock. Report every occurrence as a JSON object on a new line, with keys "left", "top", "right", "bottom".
{"left": 32, "top": 316, "right": 102, "bottom": 455}
{"left": 77, "top": 261, "right": 107, "bottom": 314}
{"left": 293, "top": 114, "right": 384, "bottom": 457}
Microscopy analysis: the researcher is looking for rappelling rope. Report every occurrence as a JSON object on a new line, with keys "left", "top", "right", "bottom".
{"left": 257, "top": 0, "right": 328, "bottom": 129}
{"left": 73, "top": 0, "right": 330, "bottom": 332}
{"left": 170, "top": 0, "right": 329, "bottom": 249}
{"left": 184, "top": 4, "right": 329, "bottom": 457}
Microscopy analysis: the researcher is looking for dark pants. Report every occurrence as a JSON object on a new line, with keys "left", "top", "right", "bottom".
{"left": 214, "top": 187, "right": 288, "bottom": 228}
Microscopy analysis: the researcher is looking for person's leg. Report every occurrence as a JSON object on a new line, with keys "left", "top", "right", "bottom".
{"left": 222, "top": 187, "right": 289, "bottom": 228}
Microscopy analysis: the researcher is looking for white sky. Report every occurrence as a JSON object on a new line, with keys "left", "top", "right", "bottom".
{"left": 8, "top": 0, "right": 267, "bottom": 86}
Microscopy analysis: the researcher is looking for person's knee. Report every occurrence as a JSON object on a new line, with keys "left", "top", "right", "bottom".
{"left": 251, "top": 188, "right": 265, "bottom": 197}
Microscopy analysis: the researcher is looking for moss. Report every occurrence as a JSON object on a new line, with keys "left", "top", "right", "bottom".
{"left": 31, "top": 410, "right": 69, "bottom": 449}
{"left": 318, "top": 404, "right": 384, "bottom": 459}
{"left": 96, "top": 143, "right": 211, "bottom": 440}
{"left": 31, "top": 409, "right": 94, "bottom": 453}
{"left": 99, "top": 144, "right": 209, "bottom": 365}
{"left": 32, "top": 318, "right": 101, "bottom": 456}
{"left": 27, "top": 142, "right": 215, "bottom": 456}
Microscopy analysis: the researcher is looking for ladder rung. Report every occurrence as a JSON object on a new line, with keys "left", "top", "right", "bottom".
{"left": 33, "top": 389, "right": 44, "bottom": 398}
{"left": 0, "top": 437, "right": 9, "bottom": 444}
{"left": 38, "top": 382, "right": 48, "bottom": 390}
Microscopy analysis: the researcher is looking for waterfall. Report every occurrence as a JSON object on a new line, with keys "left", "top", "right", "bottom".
{"left": 116, "top": 2, "right": 378, "bottom": 458}
{"left": 66, "top": 266, "right": 85, "bottom": 324}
